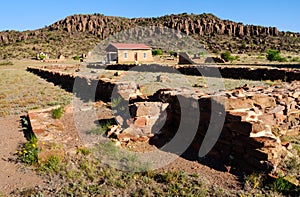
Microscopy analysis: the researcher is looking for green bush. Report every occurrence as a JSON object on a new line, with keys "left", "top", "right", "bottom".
{"left": 198, "top": 51, "right": 206, "bottom": 57}
{"left": 266, "top": 49, "right": 287, "bottom": 62}
{"left": 87, "top": 120, "right": 112, "bottom": 135}
{"left": 73, "top": 55, "right": 81, "bottom": 60}
{"left": 52, "top": 107, "right": 63, "bottom": 119}
{"left": 17, "top": 136, "right": 39, "bottom": 165}
{"left": 291, "top": 57, "right": 300, "bottom": 62}
{"left": 38, "top": 54, "right": 47, "bottom": 60}
{"left": 221, "top": 51, "right": 231, "bottom": 62}
{"left": 152, "top": 49, "right": 163, "bottom": 56}
{"left": 278, "top": 57, "right": 288, "bottom": 62}
{"left": 271, "top": 177, "right": 295, "bottom": 193}
{"left": 221, "top": 51, "right": 237, "bottom": 62}
{"left": 38, "top": 155, "right": 61, "bottom": 173}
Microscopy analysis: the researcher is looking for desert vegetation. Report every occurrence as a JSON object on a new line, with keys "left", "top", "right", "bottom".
{"left": 220, "top": 51, "right": 239, "bottom": 63}
{"left": 152, "top": 49, "right": 163, "bottom": 56}
{"left": 0, "top": 62, "right": 72, "bottom": 117}
{"left": 266, "top": 49, "right": 287, "bottom": 62}
{"left": 13, "top": 131, "right": 299, "bottom": 196}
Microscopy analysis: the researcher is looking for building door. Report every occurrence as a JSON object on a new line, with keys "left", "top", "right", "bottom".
{"left": 134, "top": 52, "right": 138, "bottom": 61}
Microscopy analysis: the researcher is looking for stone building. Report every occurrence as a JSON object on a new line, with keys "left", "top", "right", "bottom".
{"left": 105, "top": 43, "right": 154, "bottom": 64}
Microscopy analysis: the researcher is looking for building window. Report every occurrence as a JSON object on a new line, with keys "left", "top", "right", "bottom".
{"left": 124, "top": 52, "right": 128, "bottom": 59}
{"left": 143, "top": 52, "right": 147, "bottom": 59}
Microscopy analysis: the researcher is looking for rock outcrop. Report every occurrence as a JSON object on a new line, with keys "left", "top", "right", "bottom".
{"left": 1, "top": 13, "right": 300, "bottom": 58}
{"left": 48, "top": 13, "right": 282, "bottom": 39}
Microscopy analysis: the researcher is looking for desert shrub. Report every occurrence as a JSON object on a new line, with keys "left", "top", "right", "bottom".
{"left": 278, "top": 57, "right": 288, "bottom": 62}
{"left": 52, "top": 107, "right": 63, "bottom": 119}
{"left": 73, "top": 55, "right": 81, "bottom": 60}
{"left": 257, "top": 55, "right": 265, "bottom": 60}
{"left": 221, "top": 51, "right": 237, "bottom": 62}
{"left": 271, "top": 177, "right": 295, "bottom": 193}
{"left": 152, "top": 49, "right": 163, "bottom": 56}
{"left": 111, "top": 97, "right": 122, "bottom": 109}
{"left": 38, "top": 54, "right": 46, "bottom": 60}
{"left": 77, "top": 147, "right": 91, "bottom": 155}
{"left": 291, "top": 57, "right": 300, "bottom": 62}
{"left": 198, "top": 51, "right": 206, "bottom": 57}
{"left": 221, "top": 51, "right": 231, "bottom": 62}
{"left": 266, "top": 49, "right": 286, "bottom": 62}
{"left": 87, "top": 120, "right": 112, "bottom": 135}
{"left": 0, "top": 61, "right": 13, "bottom": 66}
{"left": 38, "top": 155, "right": 61, "bottom": 173}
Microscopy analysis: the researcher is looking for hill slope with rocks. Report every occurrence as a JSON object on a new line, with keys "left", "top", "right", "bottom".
{"left": 1, "top": 13, "right": 300, "bottom": 59}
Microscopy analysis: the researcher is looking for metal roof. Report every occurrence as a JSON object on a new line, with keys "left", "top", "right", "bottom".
{"left": 109, "top": 43, "right": 152, "bottom": 50}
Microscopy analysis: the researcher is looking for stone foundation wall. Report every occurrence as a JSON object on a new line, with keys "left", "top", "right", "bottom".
{"left": 86, "top": 63, "right": 300, "bottom": 82}
{"left": 177, "top": 65, "right": 300, "bottom": 82}
{"left": 146, "top": 83, "right": 299, "bottom": 173}
{"left": 27, "top": 67, "right": 139, "bottom": 102}
{"left": 27, "top": 66, "right": 300, "bottom": 173}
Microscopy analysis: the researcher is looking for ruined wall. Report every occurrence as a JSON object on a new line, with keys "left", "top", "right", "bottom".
{"left": 26, "top": 67, "right": 138, "bottom": 102}
{"left": 146, "top": 83, "right": 299, "bottom": 173}
{"left": 177, "top": 65, "right": 300, "bottom": 82}
{"left": 27, "top": 66, "right": 300, "bottom": 174}
{"left": 86, "top": 63, "right": 300, "bottom": 82}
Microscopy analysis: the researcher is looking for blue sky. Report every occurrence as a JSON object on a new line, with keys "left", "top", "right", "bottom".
{"left": 1, "top": 0, "right": 299, "bottom": 32}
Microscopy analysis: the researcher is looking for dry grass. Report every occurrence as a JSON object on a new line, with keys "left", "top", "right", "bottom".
{"left": 0, "top": 60, "right": 72, "bottom": 117}
{"left": 89, "top": 68, "right": 268, "bottom": 96}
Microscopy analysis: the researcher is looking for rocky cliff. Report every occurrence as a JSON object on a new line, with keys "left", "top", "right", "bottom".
{"left": 48, "top": 13, "right": 281, "bottom": 38}
{"left": 1, "top": 13, "right": 300, "bottom": 59}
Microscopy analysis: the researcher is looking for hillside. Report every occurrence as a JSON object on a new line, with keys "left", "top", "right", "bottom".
{"left": 1, "top": 13, "right": 300, "bottom": 59}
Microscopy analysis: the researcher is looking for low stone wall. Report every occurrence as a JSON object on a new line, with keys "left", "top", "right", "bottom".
{"left": 27, "top": 66, "right": 300, "bottom": 174}
{"left": 27, "top": 67, "right": 139, "bottom": 102}
{"left": 177, "top": 65, "right": 300, "bottom": 82}
{"left": 86, "top": 63, "right": 300, "bottom": 82}
{"left": 143, "top": 83, "right": 299, "bottom": 173}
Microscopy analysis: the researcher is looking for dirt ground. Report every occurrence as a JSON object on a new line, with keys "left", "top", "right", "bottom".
{"left": 0, "top": 111, "right": 241, "bottom": 196}
{"left": 0, "top": 60, "right": 245, "bottom": 195}
{"left": 0, "top": 115, "right": 43, "bottom": 196}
